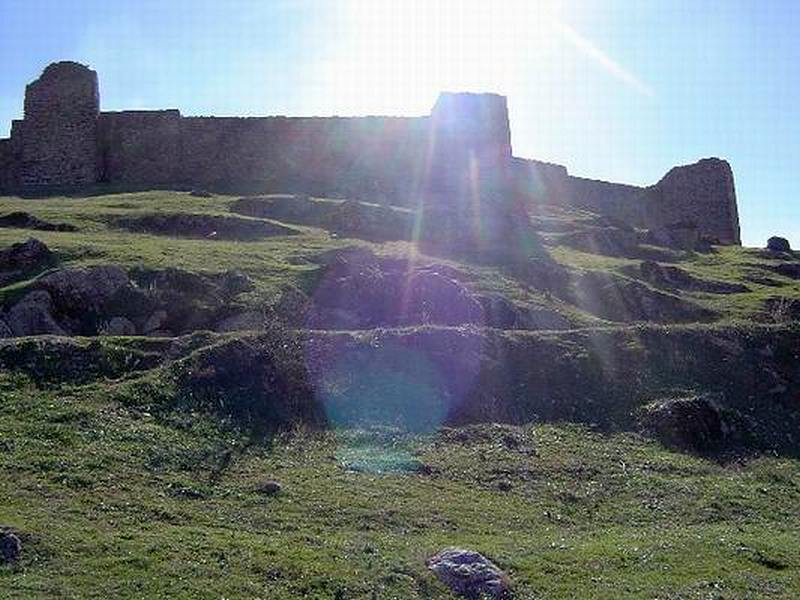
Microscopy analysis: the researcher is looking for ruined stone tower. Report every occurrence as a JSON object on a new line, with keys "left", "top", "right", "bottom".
{"left": 17, "top": 62, "right": 100, "bottom": 189}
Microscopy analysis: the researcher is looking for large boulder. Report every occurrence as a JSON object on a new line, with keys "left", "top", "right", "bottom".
{"left": 37, "top": 265, "right": 131, "bottom": 313}
{"left": 767, "top": 236, "right": 791, "bottom": 252}
{"left": 2, "top": 290, "right": 66, "bottom": 336}
{"left": 307, "top": 249, "right": 484, "bottom": 329}
{"left": 100, "top": 316, "right": 137, "bottom": 336}
{"left": 427, "top": 547, "right": 510, "bottom": 599}
{"left": 640, "top": 395, "right": 739, "bottom": 451}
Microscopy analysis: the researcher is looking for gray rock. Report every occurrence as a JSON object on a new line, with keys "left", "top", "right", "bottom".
{"left": 640, "top": 395, "right": 738, "bottom": 451}
{"left": 145, "top": 329, "right": 173, "bottom": 338}
{"left": 427, "top": 547, "right": 510, "bottom": 599}
{"left": 101, "top": 316, "right": 136, "bottom": 336}
{"left": 4, "top": 290, "right": 66, "bottom": 336}
{"left": 767, "top": 236, "right": 791, "bottom": 252}
{"left": 218, "top": 269, "right": 253, "bottom": 297}
{"left": 214, "top": 311, "right": 263, "bottom": 333}
{"left": 37, "top": 265, "right": 130, "bottom": 312}
{"left": 0, "top": 319, "right": 12, "bottom": 338}
{"left": 256, "top": 480, "right": 282, "bottom": 496}
{"left": 645, "top": 222, "right": 700, "bottom": 250}
{"left": 143, "top": 309, "right": 168, "bottom": 333}
{"left": 0, "top": 532, "right": 22, "bottom": 563}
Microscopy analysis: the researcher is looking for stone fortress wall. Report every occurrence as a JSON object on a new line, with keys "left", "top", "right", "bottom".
{"left": 0, "top": 61, "right": 740, "bottom": 245}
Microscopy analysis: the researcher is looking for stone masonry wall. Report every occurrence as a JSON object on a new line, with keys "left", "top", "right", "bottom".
{"left": 176, "top": 115, "right": 429, "bottom": 199}
{"left": 0, "top": 140, "right": 16, "bottom": 193}
{"left": 0, "top": 61, "right": 742, "bottom": 245}
{"left": 641, "top": 158, "right": 740, "bottom": 244}
{"left": 98, "top": 110, "right": 181, "bottom": 185}
{"left": 17, "top": 62, "right": 99, "bottom": 189}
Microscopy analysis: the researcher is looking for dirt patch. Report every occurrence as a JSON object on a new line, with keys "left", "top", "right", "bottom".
{"left": 305, "top": 247, "right": 484, "bottom": 329}
{"left": 639, "top": 395, "right": 744, "bottom": 452}
{"left": 113, "top": 213, "right": 297, "bottom": 240}
{"left": 624, "top": 261, "right": 749, "bottom": 294}
{"left": 571, "top": 270, "right": 716, "bottom": 323}
{"left": 171, "top": 332, "right": 325, "bottom": 432}
{"left": 0, "top": 238, "right": 55, "bottom": 286}
{"left": 230, "top": 195, "right": 414, "bottom": 242}
{"left": 0, "top": 211, "right": 77, "bottom": 232}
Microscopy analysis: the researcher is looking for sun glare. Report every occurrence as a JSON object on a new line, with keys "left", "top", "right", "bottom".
{"left": 316, "top": 0, "right": 564, "bottom": 115}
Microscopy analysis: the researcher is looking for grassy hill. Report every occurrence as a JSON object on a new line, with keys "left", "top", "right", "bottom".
{"left": 0, "top": 190, "right": 799, "bottom": 598}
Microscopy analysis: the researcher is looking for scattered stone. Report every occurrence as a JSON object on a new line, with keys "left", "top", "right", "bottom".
{"left": 189, "top": 189, "right": 213, "bottom": 198}
{"left": 101, "top": 316, "right": 137, "bottom": 336}
{"left": 0, "top": 211, "right": 77, "bottom": 232}
{"left": 256, "top": 480, "right": 282, "bottom": 496}
{"left": 0, "top": 531, "right": 22, "bottom": 564}
{"left": 767, "top": 236, "right": 791, "bottom": 252}
{"left": 427, "top": 547, "right": 510, "bottom": 599}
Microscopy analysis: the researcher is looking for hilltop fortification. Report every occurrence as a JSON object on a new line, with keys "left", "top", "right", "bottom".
{"left": 0, "top": 61, "right": 740, "bottom": 244}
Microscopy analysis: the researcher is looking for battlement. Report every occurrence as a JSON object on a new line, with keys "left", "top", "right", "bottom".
{"left": 0, "top": 61, "right": 741, "bottom": 245}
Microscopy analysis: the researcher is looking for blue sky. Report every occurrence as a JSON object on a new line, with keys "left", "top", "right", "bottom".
{"left": 0, "top": 0, "right": 797, "bottom": 247}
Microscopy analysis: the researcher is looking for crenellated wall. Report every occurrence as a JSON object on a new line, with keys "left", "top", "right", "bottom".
{"left": 0, "top": 61, "right": 742, "bottom": 245}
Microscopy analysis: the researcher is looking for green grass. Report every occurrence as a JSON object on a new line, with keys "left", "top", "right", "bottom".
{"left": 1, "top": 190, "right": 799, "bottom": 597}
{"left": 0, "top": 373, "right": 798, "bottom": 598}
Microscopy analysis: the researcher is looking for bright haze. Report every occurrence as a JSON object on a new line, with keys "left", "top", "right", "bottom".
{"left": 0, "top": 0, "right": 797, "bottom": 247}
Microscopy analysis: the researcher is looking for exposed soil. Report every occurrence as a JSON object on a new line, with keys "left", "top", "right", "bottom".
{"left": 230, "top": 195, "right": 414, "bottom": 242}
{"left": 113, "top": 213, "right": 297, "bottom": 240}
{"left": 0, "top": 211, "right": 77, "bottom": 232}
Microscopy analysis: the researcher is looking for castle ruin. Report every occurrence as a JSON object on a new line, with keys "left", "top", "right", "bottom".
{"left": 0, "top": 61, "right": 740, "bottom": 245}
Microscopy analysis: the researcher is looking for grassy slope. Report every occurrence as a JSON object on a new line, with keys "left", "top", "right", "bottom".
{"left": 1, "top": 190, "right": 798, "bottom": 328}
{"left": 0, "top": 191, "right": 799, "bottom": 598}
{"left": 1, "top": 372, "right": 798, "bottom": 599}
